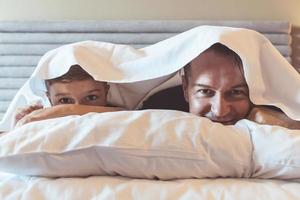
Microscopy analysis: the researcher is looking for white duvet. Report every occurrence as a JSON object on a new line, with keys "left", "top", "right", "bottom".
{"left": 1, "top": 25, "right": 300, "bottom": 132}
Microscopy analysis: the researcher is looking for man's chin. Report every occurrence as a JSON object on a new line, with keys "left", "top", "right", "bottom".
{"left": 194, "top": 114, "right": 237, "bottom": 125}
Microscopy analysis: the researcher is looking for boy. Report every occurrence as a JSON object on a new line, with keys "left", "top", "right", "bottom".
{"left": 15, "top": 65, "right": 122, "bottom": 126}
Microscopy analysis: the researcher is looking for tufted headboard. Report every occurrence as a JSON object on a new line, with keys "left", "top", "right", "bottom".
{"left": 0, "top": 20, "right": 291, "bottom": 119}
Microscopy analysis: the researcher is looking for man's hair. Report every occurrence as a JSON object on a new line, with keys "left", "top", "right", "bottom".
{"left": 183, "top": 43, "right": 243, "bottom": 78}
{"left": 45, "top": 65, "right": 94, "bottom": 89}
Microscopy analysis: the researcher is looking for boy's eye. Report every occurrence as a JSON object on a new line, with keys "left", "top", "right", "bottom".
{"left": 58, "top": 98, "right": 74, "bottom": 104}
{"left": 86, "top": 95, "right": 98, "bottom": 101}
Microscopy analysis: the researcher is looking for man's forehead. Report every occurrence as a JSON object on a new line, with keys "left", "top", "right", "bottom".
{"left": 188, "top": 54, "right": 247, "bottom": 88}
{"left": 190, "top": 51, "right": 238, "bottom": 71}
{"left": 191, "top": 73, "right": 247, "bottom": 88}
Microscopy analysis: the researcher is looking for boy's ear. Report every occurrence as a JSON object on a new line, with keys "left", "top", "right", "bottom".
{"left": 181, "top": 76, "right": 189, "bottom": 103}
{"left": 46, "top": 91, "right": 53, "bottom": 106}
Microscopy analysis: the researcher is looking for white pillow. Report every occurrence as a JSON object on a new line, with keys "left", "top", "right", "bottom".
{"left": 247, "top": 122, "right": 300, "bottom": 179}
{"left": 0, "top": 110, "right": 252, "bottom": 180}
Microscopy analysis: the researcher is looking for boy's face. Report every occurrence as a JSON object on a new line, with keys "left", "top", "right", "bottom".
{"left": 182, "top": 50, "right": 251, "bottom": 125}
{"left": 47, "top": 79, "right": 109, "bottom": 106}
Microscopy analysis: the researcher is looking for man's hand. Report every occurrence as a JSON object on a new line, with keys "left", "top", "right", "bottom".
{"left": 247, "top": 106, "right": 300, "bottom": 129}
{"left": 16, "top": 104, "right": 124, "bottom": 127}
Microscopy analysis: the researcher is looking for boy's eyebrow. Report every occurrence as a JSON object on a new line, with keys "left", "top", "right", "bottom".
{"left": 53, "top": 89, "right": 104, "bottom": 97}
{"left": 55, "top": 92, "right": 70, "bottom": 97}
{"left": 85, "top": 89, "right": 104, "bottom": 94}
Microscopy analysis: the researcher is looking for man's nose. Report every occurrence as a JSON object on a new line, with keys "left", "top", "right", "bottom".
{"left": 211, "top": 95, "right": 231, "bottom": 117}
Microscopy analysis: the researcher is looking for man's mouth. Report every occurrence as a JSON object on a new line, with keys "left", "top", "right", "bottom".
{"left": 211, "top": 119, "right": 235, "bottom": 125}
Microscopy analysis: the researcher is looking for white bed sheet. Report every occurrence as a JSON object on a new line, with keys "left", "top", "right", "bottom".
{"left": 1, "top": 172, "right": 300, "bottom": 200}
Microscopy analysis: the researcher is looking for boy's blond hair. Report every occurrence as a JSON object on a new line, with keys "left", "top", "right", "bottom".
{"left": 45, "top": 65, "right": 94, "bottom": 89}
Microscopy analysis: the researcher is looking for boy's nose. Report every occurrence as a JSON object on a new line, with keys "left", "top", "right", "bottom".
{"left": 73, "top": 100, "right": 81, "bottom": 105}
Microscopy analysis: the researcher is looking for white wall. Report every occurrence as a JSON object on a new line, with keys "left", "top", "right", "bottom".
{"left": 0, "top": 0, "right": 299, "bottom": 25}
{"left": 0, "top": 0, "right": 300, "bottom": 69}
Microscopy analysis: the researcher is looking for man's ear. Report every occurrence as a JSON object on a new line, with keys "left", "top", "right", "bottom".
{"left": 181, "top": 76, "right": 189, "bottom": 103}
{"left": 105, "top": 84, "right": 110, "bottom": 95}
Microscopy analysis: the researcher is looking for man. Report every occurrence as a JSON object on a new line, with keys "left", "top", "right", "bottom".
{"left": 181, "top": 43, "right": 251, "bottom": 125}
{"left": 181, "top": 43, "right": 300, "bottom": 128}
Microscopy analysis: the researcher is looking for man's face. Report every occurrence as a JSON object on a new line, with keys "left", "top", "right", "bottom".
{"left": 47, "top": 79, "right": 109, "bottom": 106}
{"left": 182, "top": 50, "right": 251, "bottom": 125}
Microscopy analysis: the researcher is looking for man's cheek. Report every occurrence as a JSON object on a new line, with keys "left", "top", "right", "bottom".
{"left": 189, "top": 99, "right": 206, "bottom": 115}
{"left": 236, "top": 101, "right": 252, "bottom": 118}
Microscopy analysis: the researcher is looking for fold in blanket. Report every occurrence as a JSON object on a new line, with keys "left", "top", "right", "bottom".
{"left": 1, "top": 25, "right": 300, "bottom": 132}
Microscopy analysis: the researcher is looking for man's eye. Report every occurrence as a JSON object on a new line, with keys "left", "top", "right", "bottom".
{"left": 230, "top": 90, "right": 245, "bottom": 96}
{"left": 197, "top": 89, "right": 214, "bottom": 96}
{"left": 86, "top": 95, "right": 98, "bottom": 101}
{"left": 58, "top": 98, "right": 73, "bottom": 104}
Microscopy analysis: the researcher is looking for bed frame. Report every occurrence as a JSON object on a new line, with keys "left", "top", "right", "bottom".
{"left": 0, "top": 20, "right": 291, "bottom": 119}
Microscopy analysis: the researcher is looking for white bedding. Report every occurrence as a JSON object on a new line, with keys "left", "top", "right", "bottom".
{"left": 2, "top": 111, "right": 300, "bottom": 200}
{"left": 1, "top": 25, "right": 300, "bottom": 132}
{"left": 1, "top": 173, "right": 300, "bottom": 200}
{"left": 1, "top": 25, "right": 300, "bottom": 199}
{"left": 1, "top": 110, "right": 300, "bottom": 181}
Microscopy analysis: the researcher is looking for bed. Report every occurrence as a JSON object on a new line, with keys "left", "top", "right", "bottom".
{"left": 1, "top": 20, "right": 300, "bottom": 200}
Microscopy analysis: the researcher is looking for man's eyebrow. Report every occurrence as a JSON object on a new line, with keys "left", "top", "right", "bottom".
{"left": 231, "top": 84, "right": 248, "bottom": 89}
{"left": 192, "top": 84, "right": 214, "bottom": 88}
{"left": 192, "top": 83, "right": 248, "bottom": 89}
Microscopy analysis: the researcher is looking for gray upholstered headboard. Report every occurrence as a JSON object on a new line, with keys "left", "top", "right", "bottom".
{"left": 0, "top": 20, "right": 291, "bottom": 120}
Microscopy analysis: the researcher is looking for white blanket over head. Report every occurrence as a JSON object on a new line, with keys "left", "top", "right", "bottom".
{"left": 1, "top": 25, "right": 300, "bottom": 132}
